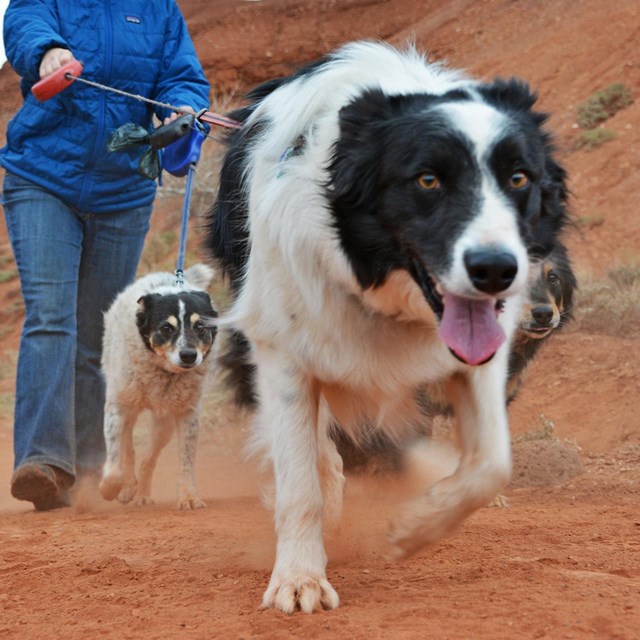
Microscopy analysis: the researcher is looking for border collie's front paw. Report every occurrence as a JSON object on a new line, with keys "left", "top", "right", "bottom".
{"left": 487, "top": 494, "right": 509, "bottom": 508}
{"left": 262, "top": 573, "right": 339, "bottom": 614}
{"left": 387, "top": 492, "right": 460, "bottom": 559}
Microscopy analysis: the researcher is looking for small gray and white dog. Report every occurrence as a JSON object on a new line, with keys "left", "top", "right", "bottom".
{"left": 99, "top": 264, "right": 217, "bottom": 510}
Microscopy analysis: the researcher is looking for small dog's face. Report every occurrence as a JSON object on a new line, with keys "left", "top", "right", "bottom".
{"left": 520, "top": 248, "right": 575, "bottom": 339}
{"left": 136, "top": 290, "right": 218, "bottom": 372}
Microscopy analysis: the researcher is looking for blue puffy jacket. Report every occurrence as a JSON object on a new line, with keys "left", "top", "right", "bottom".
{"left": 0, "top": 0, "right": 210, "bottom": 212}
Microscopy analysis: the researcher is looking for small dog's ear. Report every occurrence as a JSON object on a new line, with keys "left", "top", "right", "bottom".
{"left": 193, "top": 290, "right": 218, "bottom": 316}
{"left": 137, "top": 293, "right": 163, "bottom": 310}
{"left": 136, "top": 294, "right": 158, "bottom": 333}
{"left": 135, "top": 294, "right": 157, "bottom": 349}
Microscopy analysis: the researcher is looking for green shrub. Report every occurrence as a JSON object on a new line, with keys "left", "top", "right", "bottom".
{"left": 573, "top": 128, "right": 616, "bottom": 151}
{"left": 576, "top": 83, "right": 633, "bottom": 129}
{"left": 0, "top": 268, "right": 18, "bottom": 283}
{"left": 608, "top": 263, "right": 640, "bottom": 288}
{"left": 575, "top": 213, "right": 605, "bottom": 229}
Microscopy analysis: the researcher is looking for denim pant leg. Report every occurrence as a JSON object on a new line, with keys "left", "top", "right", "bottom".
{"left": 74, "top": 205, "right": 152, "bottom": 472}
{"left": 2, "top": 173, "right": 83, "bottom": 476}
{"left": 2, "top": 172, "right": 153, "bottom": 476}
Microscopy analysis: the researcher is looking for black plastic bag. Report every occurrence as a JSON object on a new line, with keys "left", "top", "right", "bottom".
{"left": 107, "top": 115, "right": 196, "bottom": 180}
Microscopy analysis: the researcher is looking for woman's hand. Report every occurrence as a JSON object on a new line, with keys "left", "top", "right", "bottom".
{"left": 163, "top": 106, "right": 195, "bottom": 125}
{"left": 39, "top": 48, "right": 75, "bottom": 79}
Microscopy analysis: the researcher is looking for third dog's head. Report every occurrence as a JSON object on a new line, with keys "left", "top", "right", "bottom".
{"left": 520, "top": 243, "right": 576, "bottom": 339}
{"left": 136, "top": 290, "right": 218, "bottom": 373}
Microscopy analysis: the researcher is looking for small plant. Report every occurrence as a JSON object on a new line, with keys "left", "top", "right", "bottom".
{"left": 573, "top": 127, "right": 616, "bottom": 151}
{"left": 0, "top": 391, "right": 15, "bottom": 420}
{"left": 0, "top": 252, "right": 18, "bottom": 283}
{"left": 576, "top": 83, "right": 633, "bottom": 129}
{"left": 0, "top": 268, "right": 18, "bottom": 284}
{"left": 575, "top": 213, "right": 605, "bottom": 229}
{"left": 572, "top": 263, "right": 640, "bottom": 339}
{"left": 514, "top": 414, "right": 556, "bottom": 443}
{"left": 608, "top": 263, "right": 640, "bottom": 288}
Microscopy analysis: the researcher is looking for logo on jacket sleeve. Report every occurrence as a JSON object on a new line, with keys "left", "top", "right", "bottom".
{"left": 125, "top": 15, "right": 141, "bottom": 24}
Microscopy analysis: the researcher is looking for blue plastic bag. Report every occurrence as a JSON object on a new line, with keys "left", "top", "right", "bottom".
{"left": 162, "top": 123, "right": 206, "bottom": 177}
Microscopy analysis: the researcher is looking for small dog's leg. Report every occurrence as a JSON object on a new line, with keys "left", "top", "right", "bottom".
{"left": 176, "top": 412, "right": 205, "bottom": 510}
{"left": 100, "top": 402, "right": 138, "bottom": 502}
{"left": 389, "top": 361, "right": 511, "bottom": 558}
{"left": 135, "top": 414, "right": 174, "bottom": 506}
{"left": 257, "top": 347, "right": 339, "bottom": 614}
{"left": 317, "top": 405, "right": 345, "bottom": 526}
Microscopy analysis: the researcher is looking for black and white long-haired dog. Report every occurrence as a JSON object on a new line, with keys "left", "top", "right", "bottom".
{"left": 206, "top": 42, "right": 569, "bottom": 613}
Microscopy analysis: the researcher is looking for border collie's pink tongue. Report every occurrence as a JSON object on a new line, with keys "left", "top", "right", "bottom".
{"left": 438, "top": 292, "right": 505, "bottom": 366}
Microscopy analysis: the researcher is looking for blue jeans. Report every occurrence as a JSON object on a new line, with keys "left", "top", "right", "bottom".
{"left": 2, "top": 172, "right": 152, "bottom": 478}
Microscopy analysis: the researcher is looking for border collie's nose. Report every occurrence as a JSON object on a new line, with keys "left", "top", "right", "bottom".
{"left": 180, "top": 349, "right": 198, "bottom": 365}
{"left": 464, "top": 249, "right": 518, "bottom": 294}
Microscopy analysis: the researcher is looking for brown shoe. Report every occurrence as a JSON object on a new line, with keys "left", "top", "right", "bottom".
{"left": 11, "top": 463, "right": 73, "bottom": 511}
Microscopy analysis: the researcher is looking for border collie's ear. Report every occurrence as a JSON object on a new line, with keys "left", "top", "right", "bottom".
{"left": 337, "top": 88, "right": 395, "bottom": 145}
{"left": 530, "top": 150, "right": 569, "bottom": 260}
{"left": 481, "top": 79, "right": 569, "bottom": 261}
{"left": 554, "top": 243, "right": 578, "bottom": 323}
{"left": 479, "top": 78, "right": 541, "bottom": 116}
{"left": 329, "top": 88, "right": 392, "bottom": 208}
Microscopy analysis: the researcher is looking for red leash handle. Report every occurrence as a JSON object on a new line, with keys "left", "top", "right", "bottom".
{"left": 31, "top": 59, "right": 84, "bottom": 101}
{"left": 195, "top": 108, "right": 242, "bottom": 130}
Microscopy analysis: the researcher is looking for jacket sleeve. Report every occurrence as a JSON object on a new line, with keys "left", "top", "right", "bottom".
{"left": 3, "top": 0, "right": 69, "bottom": 83}
{"left": 153, "top": 1, "right": 210, "bottom": 121}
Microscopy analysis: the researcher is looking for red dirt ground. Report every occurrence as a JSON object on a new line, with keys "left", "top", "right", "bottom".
{"left": 1, "top": 1, "right": 639, "bottom": 638}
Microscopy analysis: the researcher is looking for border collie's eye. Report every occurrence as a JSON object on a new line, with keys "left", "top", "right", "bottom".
{"left": 509, "top": 171, "right": 529, "bottom": 190}
{"left": 160, "top": 324, "right": 174, "bottom": 336}
{"left": 417, "top": 173, "right": 441, "bottom": 191}
{"left": 547, "top": 272, "right": 560, "bottom": 286}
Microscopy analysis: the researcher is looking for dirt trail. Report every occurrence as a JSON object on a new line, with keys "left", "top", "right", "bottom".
{"left": 0, "top": 1, "right": 639, "bottom": 638}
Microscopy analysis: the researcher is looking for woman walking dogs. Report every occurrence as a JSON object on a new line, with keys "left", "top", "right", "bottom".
{"left": 0, "top": 0, "right": 210, "bottom": 510}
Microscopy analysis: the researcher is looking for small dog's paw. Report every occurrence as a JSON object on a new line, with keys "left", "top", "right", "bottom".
{"left": 99, "top": 475, "right": 123, "bottom": 501}
{"left": 117, "top": 483, "right": 137, "bottom": 504}
{"left": 177, "top": 496, "right": 206, "bottom": 510}
{"left": 262, "top": 574, "right": 339, "bottom": 614}
{"left": 487, "top": 494, "right": 509, "bottom": 508}
{"left": 134, "top": 495, "right": 155, "bottom": 507}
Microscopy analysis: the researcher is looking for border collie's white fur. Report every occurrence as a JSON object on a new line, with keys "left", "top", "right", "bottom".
{"left": 207, "top": 42, "right": 568, "bottom": 613}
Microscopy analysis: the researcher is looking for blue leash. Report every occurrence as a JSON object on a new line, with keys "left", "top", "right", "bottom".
{"left": 174, "top": 162, "right": 196, "bottom": 287}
